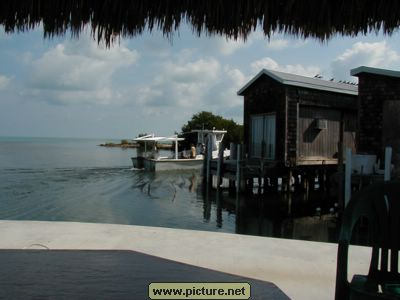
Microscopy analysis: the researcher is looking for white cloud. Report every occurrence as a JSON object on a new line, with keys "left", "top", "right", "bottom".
{"left": 215, "top": 66, "right": 248, "bottom": 106}
{"left": 164, "top": 58, "right": 220, "bottom": 83}
{"left": 27, "top": 37, "right": 139, "bottom": 105}
{"left": 331, "top": 41, "right": 400, "bottom": 81}
{"left": 0, "top": 75, "right": 12, "bottom": 90}
{"left": 195, "top": 35, "right": 252, "bottom": 57}
{"left": 251, "top": 57, "right": 279, "bottom": 71}
{"left": 136, "top": 56, "right": 221, "bottom": 109}
{"left": 216, "top": 38, "right": 248, "bottom": 55}
{"left": 251, "top": 57, "right": 320, "bottom": 77}
{"left": 22, "top": 52, "right": 33, "bottom": 64}
{"left": 210, "top": 66, "right": 248, "bottom": 121}
{"left": 264, "top": 34, "right": 308, "bottom": 50}
{"left": 266, "top": 39, "right": 289, "bottom": 50}
{"left": 131, "top": 53, "right": 247, "bottom": 123}
{"left": 225, "top": 67, "right": 249, "bottom": 89}
{"left": 0, "top": 28, "right": 10, "bottom": 40}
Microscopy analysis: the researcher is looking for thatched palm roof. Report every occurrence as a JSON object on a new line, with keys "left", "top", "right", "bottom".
{"left": 1, "top": 0, "right": 399, "bottom": 45}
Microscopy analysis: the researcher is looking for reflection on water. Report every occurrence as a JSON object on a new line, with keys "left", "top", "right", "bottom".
{"left": 0, "top": 137, "right": 341, "bottom": 243}
{"left": 215, "top": 188, "right": 339, "bottom": 243}
{"left": 232, "top": 189, "right": 340, "bottom": 243}
{"left": 0, "top": 166, "right": 341, "bottom": 242}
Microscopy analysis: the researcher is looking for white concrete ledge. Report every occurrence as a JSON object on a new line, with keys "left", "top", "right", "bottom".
{"left": 0, "top": 220, "right": 371, "bottom": 300}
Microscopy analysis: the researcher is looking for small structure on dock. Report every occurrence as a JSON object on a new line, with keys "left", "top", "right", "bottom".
{"left": 237, "top": 69, "right": 358, "bottom": 168}
{"left": 351, "top": 66, "right": 400, "bottom": 178}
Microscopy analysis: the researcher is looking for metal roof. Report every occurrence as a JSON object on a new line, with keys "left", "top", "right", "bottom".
{"left": 350, "top": 66, "right": 400, "bottom": 78}
{"left": 237, "top": 69, "right": 358, "bottom": 96}
{"left": 133, "top": 134, "right": 184, "bottom": 142}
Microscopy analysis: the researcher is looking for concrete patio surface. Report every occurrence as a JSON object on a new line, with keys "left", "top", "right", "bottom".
{"left": 0, "top": 220, "right": 371, "bottom": 299}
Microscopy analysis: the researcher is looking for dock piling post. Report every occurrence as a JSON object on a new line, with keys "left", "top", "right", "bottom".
{"left": 257, "top": 159, "right": 263, "bottom": 194}
{"left": 206, "top": 137, "right": 212, "bottom": 185}
{"left": 229, "top": 142, "right": 237, "bottom": 160}
{"left": 216, "top": 146, "right": 224, "bottom": 189}
{"left": 236, "top": 144, "right": 241, "bottom": 194}
{"left": 287, "top": 169, "right": 293, "bottom": 193}
{"left": 384, "top": 147, "right": 392, "bottom": 182}
{"left": 344, "top": 148, "right": 352, "bottom": 207}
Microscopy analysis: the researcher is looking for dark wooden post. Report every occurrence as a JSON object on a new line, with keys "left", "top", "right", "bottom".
{"left": 216, "top": 146, "right": 224, "bottom": 190}
{"left": 337, "top": 112, "right": 345, "bottom": 210}
{"left": 287, "top": 169, "right": 293, "bottom": 193}
{"left": 236, "top": 144, "right": 242, "bottom": 194}
{"left": 206, "top": 137, "right": 212, "bottom": 185}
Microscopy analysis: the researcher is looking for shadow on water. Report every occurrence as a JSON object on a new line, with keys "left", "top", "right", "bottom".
{"left": 0, "top": 138, "right": 347, "bottom": 243}
{"left": 1, "top": 165, "right": 341, "bottom": 243}
{"left": 200, "top": 178, "right": 341, "bottom": 244}
{"left": 135, "top": 169, "right": 342, "bottom": 243}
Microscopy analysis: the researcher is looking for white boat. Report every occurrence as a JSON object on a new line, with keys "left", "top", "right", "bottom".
{"left": 131, "top": 130, "right": 229, "bottom": 171}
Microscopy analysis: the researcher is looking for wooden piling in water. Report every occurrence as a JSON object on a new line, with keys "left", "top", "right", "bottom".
{"left": 344, "top": 148, "right": 352, "bottom": 207}
{"left": 286, "top": 169, "right": 292, "bottom": 193}
{"left": 206, "top": 137, "right": 212, "bottom": 185}
{"left": 206, "top": 142, "right": 339, "bottom": 201}
{"left": 236, "top": 144, "right": 241, "bottom": 194}
{"left": 384, "top": 146, "right": 392, "bottom": 182}
{"left": 216, "top": 146, "right": 224, "bottom": 189}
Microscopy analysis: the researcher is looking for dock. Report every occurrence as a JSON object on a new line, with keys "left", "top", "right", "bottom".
{"left": 204, "top": 143, "right": 339, "bottom": 197}
{"left": 204, "top": 143, "right": 390, "bottom": 214}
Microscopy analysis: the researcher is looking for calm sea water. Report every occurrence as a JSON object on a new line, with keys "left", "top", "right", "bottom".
{"left": 0, "top": 136, "right": 339, "bottom": 242}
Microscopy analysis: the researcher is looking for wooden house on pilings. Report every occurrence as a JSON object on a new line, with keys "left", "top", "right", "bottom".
{"left": 208, "top": 67, "right": 400, "bottom": 197}
{"left": 235, "top": 69, "right": 358, "bottom": 193}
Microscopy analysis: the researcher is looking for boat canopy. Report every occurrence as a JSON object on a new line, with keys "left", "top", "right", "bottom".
{"left": 133, "top": 129, "right": 227, "bottom": 160}
{"left": 134, "top": 134, "right": 184, "bottom": 160}
{"left": 133, "top": 134, "right": 185, "bottom": 143}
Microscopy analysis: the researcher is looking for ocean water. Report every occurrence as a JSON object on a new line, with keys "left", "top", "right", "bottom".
{"left": 0, "top": 136, "right": 339, "bottom": 241}
{"left": 0, "top": 137, "right": 236, "bottom": 232}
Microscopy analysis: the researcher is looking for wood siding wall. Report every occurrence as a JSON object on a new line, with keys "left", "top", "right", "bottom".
{"left": 286, "top": 86, "right": 357, "bottom": 165}
{"left": 242, "top": 75, "right": 357, "bottom": 166}
{"left": 243, "top": 75, "right": 286, "bottom": 162}
{"left": 298, "top": 106, "right": 356, "bottom": 162}
{"left": 357, "top": 73, "right": 400, "bottom": 171}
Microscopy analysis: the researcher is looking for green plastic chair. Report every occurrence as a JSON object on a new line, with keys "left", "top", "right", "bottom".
{"left": 335, "top": 181, "right": 400, "bottom": 300}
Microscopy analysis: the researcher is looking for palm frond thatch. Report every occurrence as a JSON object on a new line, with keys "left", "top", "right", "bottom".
{"left": 1, "top": 0, "right": 400, "bottom": 46}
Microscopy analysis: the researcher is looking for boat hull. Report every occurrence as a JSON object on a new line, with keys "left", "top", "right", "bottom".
{"left": 131, "top": 157, "right": 203, "bottom": 171}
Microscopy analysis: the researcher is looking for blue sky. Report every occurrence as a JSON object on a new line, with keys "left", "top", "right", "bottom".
{"left": 1, "top": 25, "right": 400, "bottom": 139}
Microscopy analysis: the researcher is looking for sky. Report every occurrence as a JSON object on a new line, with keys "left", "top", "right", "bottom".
{"left": 1, "top": 24, "right": 400, "bottom": 139}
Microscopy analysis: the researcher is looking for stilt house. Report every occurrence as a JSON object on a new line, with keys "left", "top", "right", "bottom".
{"left": 238, "top": 69, "right": 358, "bottom": 167}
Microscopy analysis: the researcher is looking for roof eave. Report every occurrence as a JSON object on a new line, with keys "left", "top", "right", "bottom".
{"left": 284, "top": 81, "right": 358, "bottom": 95}
{"left": 351, "top": 66, "right": 400, "bottom": 78}
{"left": 238, "top": 69, "right": 358, "bottom": 96}
{"left": 237, "top": 69, "right": 265, "bottom": 96}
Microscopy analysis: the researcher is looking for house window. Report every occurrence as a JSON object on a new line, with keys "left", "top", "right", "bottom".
{"left": 250, "top": 113, "right": 276, "bottom": 159}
